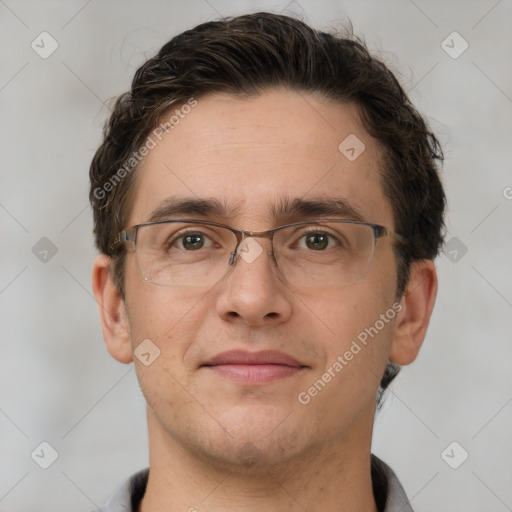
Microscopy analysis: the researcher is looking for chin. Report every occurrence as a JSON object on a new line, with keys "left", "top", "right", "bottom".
{"left": 202, "top": 435, "right": 302, "bottom": 472}
{"left": 194, "top": 406, "right": 306, "bottom": 469}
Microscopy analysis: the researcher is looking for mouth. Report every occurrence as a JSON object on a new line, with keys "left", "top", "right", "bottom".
{"left": 201, "top": 349, "right": 309, "bottom": 385}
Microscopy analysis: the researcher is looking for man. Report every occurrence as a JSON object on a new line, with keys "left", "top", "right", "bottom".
{"left": 90, "top": 12, "right": 445, "bottom": 512}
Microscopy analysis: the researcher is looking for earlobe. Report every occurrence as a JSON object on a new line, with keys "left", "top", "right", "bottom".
{"left": 389, "top": 260, "right": 438, "bottom": 366}
{"left": 91, "top": 254, "right": 133, "bottom": 364}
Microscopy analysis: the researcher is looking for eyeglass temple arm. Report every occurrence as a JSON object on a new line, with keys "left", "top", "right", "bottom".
{"left": 113, "top": 229, "right": 134, "bottom": 246}
{"left": 377, "top": 226, "right": 405, "bottom": 244}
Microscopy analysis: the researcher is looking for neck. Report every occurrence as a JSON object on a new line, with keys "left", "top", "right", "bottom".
{"left": 139, "top": 409, "right": 378, "bottom": 512}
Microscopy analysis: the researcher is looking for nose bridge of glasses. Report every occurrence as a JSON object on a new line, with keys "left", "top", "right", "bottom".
{"left": 229, "top": 228, "right": 276, "bottom": 267}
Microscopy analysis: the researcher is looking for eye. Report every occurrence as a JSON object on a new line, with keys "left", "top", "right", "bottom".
{"left": 297, "top": 231, "right": 340, "bottom": 251}
{"left": 169, "top": 231, "right": 214, "bottom": 251}
{"left": 181, "top": 233, "right": 206, "bottom": 250}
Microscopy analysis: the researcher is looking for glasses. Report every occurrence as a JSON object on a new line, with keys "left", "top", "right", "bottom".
{"left": 114, "top": 219, "right": 404, "bottom": 288}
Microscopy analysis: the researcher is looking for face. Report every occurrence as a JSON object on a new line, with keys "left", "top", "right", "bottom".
{"left": 120, "top": 89, "right": 401, "bottom": 467}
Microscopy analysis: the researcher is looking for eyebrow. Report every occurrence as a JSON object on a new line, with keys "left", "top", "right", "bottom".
{"left": 271, "top": 196, "right": 365, "bottom": 224}
{"left": 146, "top": 196, "right": 365, "bottom": 225}
{"left": 147, "top": 197, "right": 242, "bottom": 223}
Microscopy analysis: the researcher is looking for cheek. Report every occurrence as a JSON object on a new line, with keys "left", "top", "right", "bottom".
{"left": 299, "top": 275, "right": 395, "bottom": 350}
{"left": 124, "top": 259, "right": 219, "bottom": 368}
{"left": 300, "top": 258, "right": 398, "bottom": 393}
{"left": 125, "top": 254, "right": 190, "bottom": 333}
{"left": 124, "top": 280, "right": 209, "bottom": 412}
{"left": 303, "top": 292, "right": 397, "bottom": 418}
{"left": 124, "top": 259, "right": 180, "bottom": 356}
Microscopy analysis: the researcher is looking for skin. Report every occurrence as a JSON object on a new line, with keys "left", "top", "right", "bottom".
{"left": 92, "top": 88, "right": 437, "bottom": 512}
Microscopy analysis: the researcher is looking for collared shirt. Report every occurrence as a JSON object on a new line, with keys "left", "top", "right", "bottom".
{"left": 93, "top": 455, "right": 413, "bottom": 512}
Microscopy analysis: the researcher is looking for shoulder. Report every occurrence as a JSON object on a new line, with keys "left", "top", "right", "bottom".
{"left": 372, "top": 455, "right": 414, "bottom": 512}
{"left": 90, "top": 468, "right": 149, "bottom": 512}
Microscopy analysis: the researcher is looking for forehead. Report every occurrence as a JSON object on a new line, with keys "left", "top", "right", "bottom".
{"left": 128, "top": 88, "right": 393, "bottom": 229}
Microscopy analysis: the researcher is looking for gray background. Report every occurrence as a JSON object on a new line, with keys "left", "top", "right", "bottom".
{"left": 1, "top": 0, "right": 511, "bottom": 510}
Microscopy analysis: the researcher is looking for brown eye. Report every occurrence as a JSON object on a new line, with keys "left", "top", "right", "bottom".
{"left": 181, "top": 233, "right": 205, "bottom": 250}
{"left": 305, "top": 233, "right": 329, "bottom": 250}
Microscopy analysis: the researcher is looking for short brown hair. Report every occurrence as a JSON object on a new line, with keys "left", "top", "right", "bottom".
{"left": 89, "top": 12, "right": 446, "bottom": 399}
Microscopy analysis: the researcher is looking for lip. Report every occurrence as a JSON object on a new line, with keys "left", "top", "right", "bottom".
{"left": 204, "top": 349, "right": 303, "bottom": 367}
{"left": 201, "top": 350, "right": 308, "bottom": 384}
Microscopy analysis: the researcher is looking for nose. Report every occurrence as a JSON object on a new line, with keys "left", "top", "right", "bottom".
{"left": 215, "top": 236, "right": 293, "bottom": 326}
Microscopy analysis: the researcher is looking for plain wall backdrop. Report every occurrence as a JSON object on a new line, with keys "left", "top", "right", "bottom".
{"left": 1, "top": 1, "right": 511, "bottom": 510}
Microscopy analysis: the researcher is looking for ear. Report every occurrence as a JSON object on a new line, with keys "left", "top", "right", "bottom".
{"left": 389, "top": 259, "right": 438, "bottom": 365}
{"left": 92, "top": 254, "right": 133, "bottom": 364}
